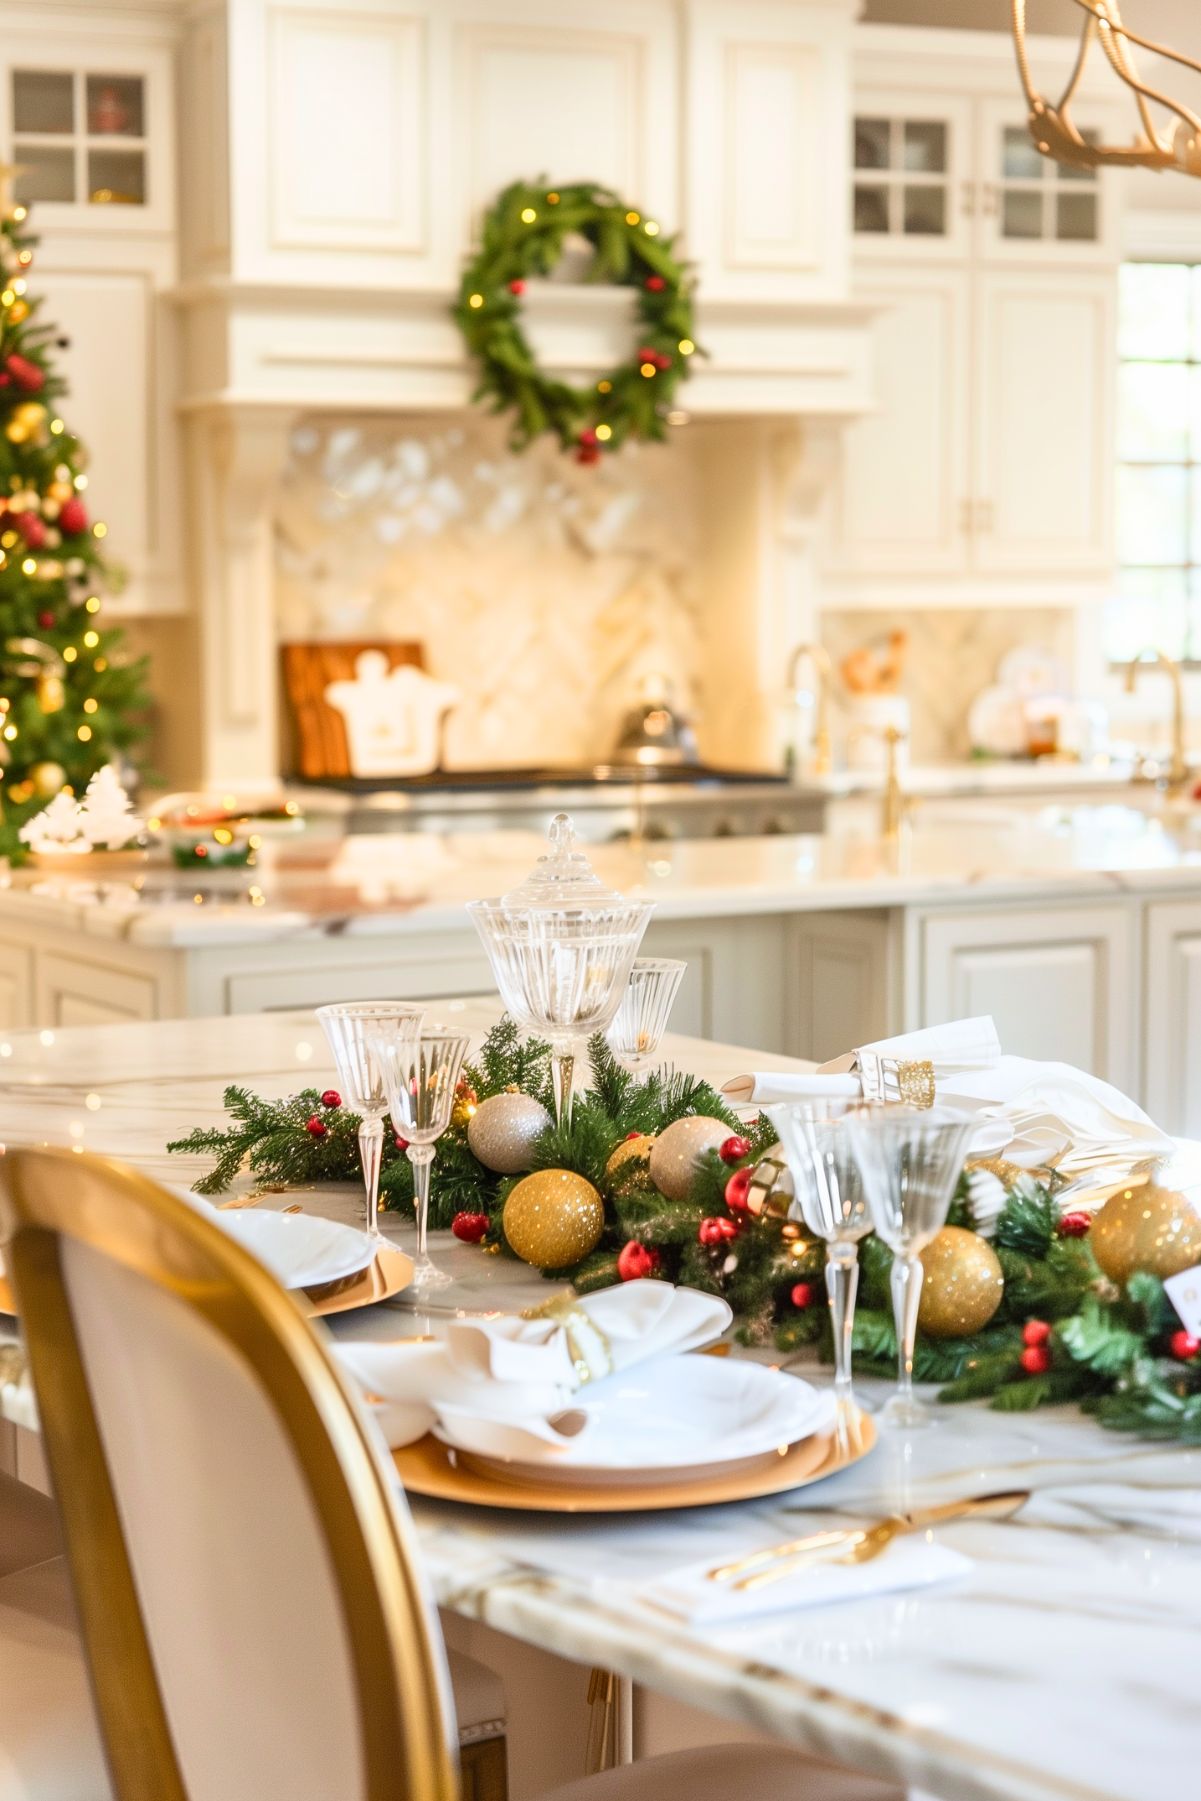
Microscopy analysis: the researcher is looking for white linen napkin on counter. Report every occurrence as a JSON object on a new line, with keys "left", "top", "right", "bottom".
{"left": 640, "top": 1538, "right": 971, "bottom": 1626}
{"left": 336, "top": 1281, "right": 732, "bottom": 1449}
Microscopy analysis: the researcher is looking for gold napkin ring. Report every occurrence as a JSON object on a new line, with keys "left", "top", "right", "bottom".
{"left": 857, "top": 1052, "right": 936, "bottom": 1109}
{"left": 523, "top": 1297, "right": 613, "bottom": 1385}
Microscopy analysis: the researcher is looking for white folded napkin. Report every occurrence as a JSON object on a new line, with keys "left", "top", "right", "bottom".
{"left": 337, "top": 1281, "right": 732, "bottom": 1449}
{"left": 639, "top": 1537, "right": 971, "bottom": 1626}
{"left": 722, "top": 1017, "right": 1001, "bottom": 1106}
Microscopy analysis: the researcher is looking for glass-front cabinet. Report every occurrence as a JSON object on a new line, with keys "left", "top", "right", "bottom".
{"left": 851, "top": 90, "right": 973, "bottom": 260}
{"left": 975, "top": 99, "right": 1118, "bottom": 263}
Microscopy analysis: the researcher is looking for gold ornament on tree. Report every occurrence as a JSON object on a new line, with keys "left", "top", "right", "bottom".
{"left": 1090, "top": 1183, "right": 1201, "bottom": 1285}
{"left": 502, "top": 1169, "right": 605, "bottom": 1270}
{"left": 604, "top": 1133, "right": 655, "bottom": 1179}
{"left": 918, "top": 1226, "right": 1005, "bottom": 1339}
{"left": 466, "top": 1090, "right": 552, "bottom": 1174}
{"left": 648, "top": 1116, "right": 731, "bottom": 1202}
{"left": 32, "top": 761, "right": 65, "bottom": 797}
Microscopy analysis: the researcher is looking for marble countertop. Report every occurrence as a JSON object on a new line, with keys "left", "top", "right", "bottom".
{"left": 1, "top": 1007, "right": 1198, "bottom": 1801}
{"left": 5, "top": 801, "right": 1201, "bottom": 948}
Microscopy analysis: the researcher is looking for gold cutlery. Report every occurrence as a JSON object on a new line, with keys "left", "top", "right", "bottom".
{"left": 217, "top": 1194, "right": 303, "bottom": 1214}
{"left": 712, "top": 1488, "right": 1029, "bottom": 1590}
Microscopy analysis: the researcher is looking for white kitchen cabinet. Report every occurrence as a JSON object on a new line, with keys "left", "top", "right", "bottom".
{"left": 974, "top": 97, "right": 1120, "bottom": 267}
{"left": 914, "top": 902, "right": 1135, "bottom": 1092}
{"left": 850, "top": 91, "right": 974, "bottom": 263}
{"left": 1144, "top": 901, "right": 1201, "bottom": 1137}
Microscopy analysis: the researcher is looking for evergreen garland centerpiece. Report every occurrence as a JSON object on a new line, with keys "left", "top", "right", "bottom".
{"left": 453, "top": 179, "right": 701, "bottom": 462}
{"left": 0, "top": 196, "right": 149, "bottom": 859}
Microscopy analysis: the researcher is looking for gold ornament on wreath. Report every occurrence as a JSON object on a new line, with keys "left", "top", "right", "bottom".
{"left": 502, "top": 1169, "right": 605, "bottom": 1270}
{"left": 1089, "top": 1182, "right": 1201, "bottom": 1286}
{"left": 605, "top": 1132, "right": 655, "bottom": 1179}
{"left": 453, "top": 179, "right": 702, "bottom": 464}
{"left": 917, "top": 1226, "right": 1005, "bottom": 1339}
{"left": 648, "top": 1116, "right": 730, "bottom": 1203}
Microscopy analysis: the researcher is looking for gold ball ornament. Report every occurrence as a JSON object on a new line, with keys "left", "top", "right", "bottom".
{"left": 1090, "top": 1184, "right": 1201, "bottom": 1286}
{"left": 917, "top": 1226, "right": 1005, "bottom": 1338}
{"left": 605, "top": 1133, "right": 655, "bottom": 1178}
{"left": 449, "top": 1081, "right": 479, "bottom": 1132}
{"left": 502, "top": 1169, "right": 604, "bottom": 1270}
{"left": 466, "top": 1090, "right": 552, "bottom": 1174}
{"left": 648, "top": 1116, "right": 731, "bottom": 1202}
{"left": 32, "top": 761, "right": 66, "bottom": 797}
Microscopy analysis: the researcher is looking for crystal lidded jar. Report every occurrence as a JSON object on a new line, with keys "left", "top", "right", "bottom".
{"left": 467, "top": 813, "right": 654, "bottom": 1123}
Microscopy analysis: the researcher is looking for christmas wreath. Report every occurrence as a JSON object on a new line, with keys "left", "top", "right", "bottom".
{"left": 169, "top": 1018, "right": 1201, "bottom": 1444}
{"left": 452, "top": 179, "right": 700, "bottom": 462}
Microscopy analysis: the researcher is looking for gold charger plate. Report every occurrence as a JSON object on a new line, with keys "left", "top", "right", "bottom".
{"left": 0, "top": 1243, "right": 413, "bottom": 1321}
{"left": 393, "top": 1412, "right": 876, "bottom": 1513}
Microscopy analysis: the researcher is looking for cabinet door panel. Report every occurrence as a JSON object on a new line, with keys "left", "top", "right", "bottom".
{"left": 36, "top": 956, "right": 160, "bottom": 1027}
{"left": 973, "top": 272, "right": 1113, "bottom": 574}
{"left": 919, "top": 904, "right": 1133, "bottom": 1090}
{"left": 974, "top": 98, "right": 1120, "bottom": 266}
{"left": 1144, "top": 902, "right": 1201, "bottom": 1136}
{"left": 829, "top": 269, "right": 970, "bottom": 575}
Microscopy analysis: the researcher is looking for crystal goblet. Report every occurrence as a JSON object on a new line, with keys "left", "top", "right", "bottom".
{"left": 372, "top": 1028, "right": 470, "bottom": 1292}
{"left": 316, "top": 1002, "right": 424, "bottom": 1241}
{"left": 845, "top": 1105, "right": 977, "bottom": 1429}
{"left": 767, "top": 1099, "right": 873, "bottom": 1413}
{"left": 607, "top": 958, "right": 686, "bottom": 1080}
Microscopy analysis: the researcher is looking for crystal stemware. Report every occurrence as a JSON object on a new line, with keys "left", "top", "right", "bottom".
{"left": 767, "top": 1099, "right": 873, "bottom": 1413}
{"left": 372, "top": 1028, "right": 470, "bottom": 1291}
{"left": 845, "top": 1105, "right": 977, "bottom": 1429}
{"left": 316, "top": 1002, "right": 424, "bottom": 1241}
{"left": 606, "top": 958, "right": 686, "bottom": 1080}
{"left": 467, "top": 814, "right": 654, "bottom": 1125}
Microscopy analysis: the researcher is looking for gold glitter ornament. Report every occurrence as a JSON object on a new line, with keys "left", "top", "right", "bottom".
{"left": 450, "top": 1081, "right": 478, "bottom": 1131}
{"left": 502, "top": 1170, "right": 604, "bottom": 1270}
{"left": 31, "top": 760, "right": 65, "bottom": 797}
{"left": 648, "top": 1116, "right": 731, "bottom": 1202}
{"left": 605, "top": 1133, "right": 655, "bottom": 1178}
{"left": 466, "top": 1090, "right": 552, "bottom": 1174}
{"left": 1090, "top": 1184, "right": 1201, "bottom": 1286}
{"left": 917, "top": 1227, "right": 1005, "bottom": 1338}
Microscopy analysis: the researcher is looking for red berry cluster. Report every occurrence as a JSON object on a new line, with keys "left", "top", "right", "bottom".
{"left": 617, "top": 1241, "right": 660, "bottom": 1282}
{"left": 637, "top": 344, "right": 672, "bottom": 371}
{"left": 698, "top": 1215, "right": 738, "bottom": 1247}
{"left": 1170, "top": 1329, "right": 1200, "bottom": 1361}
{"left": 1020, "top": 1318, "right": 1052, "bottom": 1375}
{"left": 1056, "top": 1211, "right": 1093, "bottom": 1238}
{"left": 304, "top": 1089, "right": 342, "bottom": 1138}
{"left": 6, "top": 352, "right": 43, "bottom": 393}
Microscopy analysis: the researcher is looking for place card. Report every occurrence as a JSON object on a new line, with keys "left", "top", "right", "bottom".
{"left": 1164, "top": 1265, "right": 1201, "bottom": 1337}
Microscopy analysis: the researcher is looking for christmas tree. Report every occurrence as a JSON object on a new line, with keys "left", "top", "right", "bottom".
{"left": 0, "top": 192, "right": 148, "bottom": 859}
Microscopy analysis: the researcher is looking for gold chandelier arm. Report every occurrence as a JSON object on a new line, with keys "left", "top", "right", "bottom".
{"left": 1070, "top": 0, "right": 1201, "bottom": 133}
{"left": 1010, "top": 0, "right": 1038, "bottom": 105}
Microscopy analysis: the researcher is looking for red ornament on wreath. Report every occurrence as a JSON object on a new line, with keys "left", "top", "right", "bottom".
{"left": 1019, "top": 1343, "right": 1051, "bottom": 1375}
{"left": 37, "top": 609, "right": 55, "bottom": 629}
{"left": 719, "top": 1134, "right": 751, "bottom": 1165}
{"left": 617, "top": 1240, "right": 660, "bottom": 1282}
{"left": 507, "top": 278, "right": 525, "bottom": 295}
{"left": 1170, "top": 1329, "right": 1200, "bottom": 1361}
{"left": 320, "top": 1089, "right": 341, "bottom": 1109}
{"left": 698, "top": 1216, "right": 738, "bottom": 1246}
{"left": 58, "top": 497, "right": 88, "bottom": 536}
{"left": 1057, "top": 1210, "right": 1093, "bottom": 1238}
{"left": 452, "top": 1211, "right": 490, "bottom": 1245}
{"left": 304, "top": 1115, "right": 327, "bottom": 1138}
{"left": 724, "top": 1166, "right": 752, "bottom": 1213}
{"left": 1022, "top": 1319, "right": 1051, "bottom": 1348}
{"left": 6, "top": 353, "right": 44, "bottom": 393}
{"left": 790, "top": 1282, "right": 815, "bottom": 1309}
{"left": 644, "top": 274, "right": 666, "bottom": 292}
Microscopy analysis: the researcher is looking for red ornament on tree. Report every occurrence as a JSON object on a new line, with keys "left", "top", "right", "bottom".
{"left": 698, "top": 1215, "right": 738, "bottom": 1246}
{"left": 644, "top": 275, "right": 666, "bottom": 292}
{"left": 1057, "top": 1210, "right": 1093, "bottom": 1238}
{"left": 652, "top": 351, "right": 672, "bottom": 370}
{"left": 1022, "top": 1319, "right": 1052, "bottom": 1348}
{"left": 304, "top": 1115, "right": 327, "bottom": 1138}
{"left": 37, "top": 609, "right": 55, "bottom": 629}
{"left": 320, "top": 1089, "right": 341, "bottom": 1109}
{"left": 617, "top": 1240, "right": 660, "bottom": 1282}
{"left": 1170, "top": 1329, "right": 1201, "bottom": 1361}
{"left": 790, "top": 1282, "right": 815, "bottom": 1309}
{"left": 719, "top": 1134, "right": 751, "bottom": 1165}
{"left": 1019, "top": 1344, "right": 1051, "bottom": 1375}
{"left": 507, "top": 278, "right": 525, "bottom": 295}
{"left": 724, "top": 1166, "right": 753, "bottom": 1213}
{"left": 575, "top": 444, "right": 601, "bottom": 466}
{"left": 57, "top": 497, "right": 88, "bottom": 536}
{"left": 452, "top": 1212, "right": 490, "bottom": 1244}
{"left": 578, "top": 428, "right": 598, "bottom": 449}
{"left": 6, "top": 353, "right": 44, "bottom": 393}
{"left": 14, "top": 511, "right": 45, "bottom": 549}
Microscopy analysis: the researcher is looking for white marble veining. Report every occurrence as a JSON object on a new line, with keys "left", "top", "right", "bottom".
{"left": 1, "top": 1009, "right": 1199, "bottom": 1801}
{"left": 5, "top": 803, "right": 1201, "bottom": 949}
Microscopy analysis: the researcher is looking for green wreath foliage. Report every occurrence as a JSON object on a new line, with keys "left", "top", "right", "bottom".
{"left": 452, "top": 178, "right": 701, "bottom": 461}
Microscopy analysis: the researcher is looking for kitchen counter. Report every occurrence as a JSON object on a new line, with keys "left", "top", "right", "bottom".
{"left": 2, "top": 1006, "right": 1199, "bottom": 1801}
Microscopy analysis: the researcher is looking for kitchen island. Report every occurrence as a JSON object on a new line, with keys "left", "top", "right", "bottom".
{"left": 3, "top": 805, "right": 1201, "bottom": 1130}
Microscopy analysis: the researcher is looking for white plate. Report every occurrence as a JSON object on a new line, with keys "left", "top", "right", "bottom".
{"left": 211, "top": 1209, "right": 371, "bottom": 1291}
{"left": 433, "top": 1355, "right": 833, "bottom": 1487}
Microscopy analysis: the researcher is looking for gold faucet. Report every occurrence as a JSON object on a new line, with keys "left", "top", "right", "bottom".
{"left": 881, "top": 724, "right": 907, "bottom": 839}
{"left": 1124, "top": 647, "right": 1189, "bottom": 787}
{"left": 786, "top": 643, "right": 832, "bottom": 776}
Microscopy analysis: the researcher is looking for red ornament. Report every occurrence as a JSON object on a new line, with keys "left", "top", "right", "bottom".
{"left": 507, "top": 278, "right": 526, "bottom": 295}
{"left": 14, "top": 511, "right": 45, "bottom": 549}
{"left": 1057, "top": 1210, "right": 1093, "bottom": 1238}
{"left": 637, "top": 345, "right": 657, "bottom": 363}
{"left": 1022, "top": 1319, "right": 1052, "bottom": 1348}
{"left": 320, "top": 1089, "right": 341, "bottom": 1109}
{"left": 578, "top": 428, "right": 598, "bottom": 449}
{"left": 724, "top": 1166, "right": 753, "bottom": 1213}
{"left": 652, "top": 351, "right": 672, "bottom": 370}
{"left": 698, "top": 1215, "right": 738, "bottom": 1246}
{"left": 1170, "top": 1329, "right": 1201, "bottom": 1361}
{"left": 575, "top": 445, "right": 601, "bottom": 466}
{"left": 644, "top": 275, "right": 666, "bottom": 292}
{"left": 37, "top": 609, "right": 55, "bottom": 629}
{"left": 1019, "top": 1344, "right": 1051, "bottom": 1376}
{"left": 617, "top": 1240, "right": 660, "bottom": 1282}
{"left": 304, "top": 1115, "right": 327, "bottom": 1138}
{"left": 0, "top": 375, "right": 10, "bottom": 388}
{"left": 719, "top": 1134, "right": 751, "bottom": 1165}
{"left": 452, "top": 1211, "right": 490, "bottom": 1244}
{"left": 790, "top": 1282, "right": 815, "bottom": 1310}
{"left": 6, "top": 353, "right": 44, "bottom": 393}
{"left": 625, "top": 1130, "right": 643, "bottom": 1141}
{"left": 394, "top": 1134, "right": 409, "bottom": 1152}
{"left": 57, "top": 497, "right": 88, "bottom": 536}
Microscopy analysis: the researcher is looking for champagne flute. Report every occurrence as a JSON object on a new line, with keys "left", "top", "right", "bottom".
{"left": 845, "top": 1105, "right": 977, "bottom": 1428}
{"left": 767, "top": 1098, "right": 873, "bottom": 1413}
{"left": 316, "top": 1002, "right": 424, "bottom": 1241}
{"left": 607, "top": 958, "right": 686, "bottom": 1080}
{"left": 372, "top": 1028, "right": 470, "bottom": 1291}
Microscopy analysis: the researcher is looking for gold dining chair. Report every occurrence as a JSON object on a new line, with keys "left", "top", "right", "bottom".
{"left": 0, "top": 1149, "right": 905, "bottom": 1801}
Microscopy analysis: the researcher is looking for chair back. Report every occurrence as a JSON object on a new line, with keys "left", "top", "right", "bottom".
{"left": 0, "top": 1148, "right": 459, "bottom": 1801}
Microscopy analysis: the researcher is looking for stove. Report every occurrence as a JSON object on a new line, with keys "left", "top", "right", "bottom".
{"left": 298, "top": 765, "right": 824, "bottom": 842}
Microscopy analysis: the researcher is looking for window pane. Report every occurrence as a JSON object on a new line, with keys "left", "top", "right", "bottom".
{"left": 854, "top": 118, "right": 890, "bottom": 170}
{"left": 14, "top": 144, "right": 75, "bottom": 205}
{"left": 1118, "top": 362, "right": 1189, "bottom": 460}
{"left": 1105, "top": 570, "right": 1187, "bottom": 663}
{"left": 1002, "top": 190, "right": 1043, "bottom": 239}
{"left": 88, "top": 148, "right": 145, "bottom": 205}
{"left": 86, "top": 75, "right": 144, "bottom": 138}
{"left": 853, "top": 185, "right": 889, "bottom": 234}
{"left": 903, "top": 184, "right": 946, "bottom": 236}
{"left": 1120, "top": 263, "right": 1190, "bottom": 359}
{"left": 1003, "top": 127, "right": 1043, "bottom": 179}
{"left": 1061, "top": 129, "right": 1099, "bottom": 180}
{"left": 1056, "top": 193, "right": 1097, "bottom": 241}
{"left": 903, "top": 121, "right": 945, "bottom": 173}
{"left": 1117, "top": 464, "right": 1188, "bottom": 563}
{"left": 12, "top": 70, "right": 73, "bottom": 134}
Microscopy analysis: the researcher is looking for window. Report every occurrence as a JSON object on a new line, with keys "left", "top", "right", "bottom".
{"left": 1109, "top": 262, "right": 1201, "bottom": 663}
{"left": 852, "top": 115, "right": 949, "bottom": 239}
{"left": 11, "top": 68, "right": 147, "bottom": 208}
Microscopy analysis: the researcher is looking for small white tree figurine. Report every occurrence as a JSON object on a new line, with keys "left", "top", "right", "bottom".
{"left": 18, "top": 789, "right": 87, "bottom": 854}
{"left": 77, "top": 765, "right": 143, "bottom": 849}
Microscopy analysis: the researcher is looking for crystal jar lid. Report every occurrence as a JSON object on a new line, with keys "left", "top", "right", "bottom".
{"left": 496, "top": 812, "right": 627, "bottom": 909}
